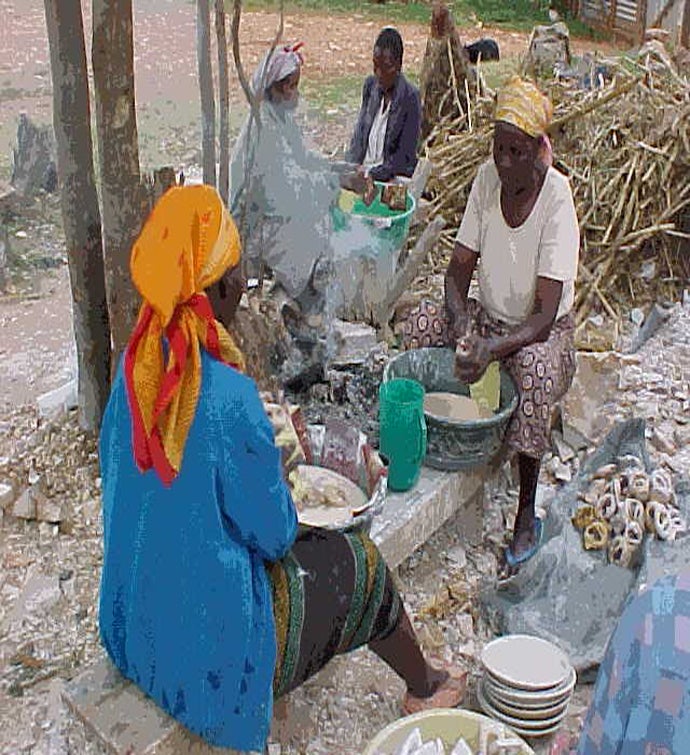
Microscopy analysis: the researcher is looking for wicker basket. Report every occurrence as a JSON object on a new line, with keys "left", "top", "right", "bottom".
{"left": 383, "top": 348, "right": 518, "bottom": 471}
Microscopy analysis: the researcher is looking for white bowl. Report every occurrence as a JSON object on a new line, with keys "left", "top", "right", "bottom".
{"left": 482, "top": 681, "right": 571, "bottom": 721}
{"left": 362, "top": 709, "right": 535, "bottom": 755}
{"left": 483, "top": 666, "right": 577, "bottom": 708}
{"left": 481, "top": 635, "right": 572, "bottom": 691}
{"left": 477, "top": 684, "right": 568, "bottom": 738}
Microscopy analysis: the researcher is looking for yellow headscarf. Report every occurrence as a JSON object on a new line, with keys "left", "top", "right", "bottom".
{"left": 124, "top": 184, "right": 245, "bottom": 487}
{"left": 495, "top": 76, "right": 553, "bottom": 138}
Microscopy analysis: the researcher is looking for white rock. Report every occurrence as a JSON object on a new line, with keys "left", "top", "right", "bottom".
{"left": 548, "top": 457, "right": 572, "bottom": 482}
{"left": 331, "top": 319, "right": 378, "bottom": 366}
{"left": 0, "top": 481, "right": 15, "bottom": 509}
{"left": 35, "top": 494, "right": 64, "bottom": 524}
{"left": 9, "top": 568, "right": 61, "bottom": 625}
{"left": 11, "top": 488, "right": 36, "bottom": 519}
{"left": 450, "top": 739, "right": 473, "bottom": 755}
{"left": 650, "top": 428, "right": 675, "bottom": 456}
{"left": 398, "top": 727, "right": 423, "bottom": 755}
{"left": 37, "top": 380, "right": 77, "bottom": 418}
{"left": 553, "top": 432, "right": 575, "bottom": 463}
{"left": 446, "top": 545, "right": 467, "bottom": 568}
{"left": 456, "top": 613, "right": 474, "bottom": 639}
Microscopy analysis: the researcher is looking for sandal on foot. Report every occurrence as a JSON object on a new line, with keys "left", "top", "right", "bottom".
{"left": 401, "top": 665, "right": 467, "bottom": 716}
{"left": 504, "top": 517, "right": 544, "bottom": 569}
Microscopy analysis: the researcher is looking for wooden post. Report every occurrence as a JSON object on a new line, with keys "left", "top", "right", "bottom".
{"left": 215, "top": 0, "right": 230, "bottom": 204}
{"left": 638, "top": 0, "right": 648, "bottom": 44}
{"left": 681, "top": 0, "right": 690, "bottom": 48}
{"left": 92, "top": 0, "right": 145, "bottom": 367}
{"left": 197, "top": 0, "right": 216, "bottom": 187}
{"left": 45, "top": 0, "right": 113, "bottom": 429}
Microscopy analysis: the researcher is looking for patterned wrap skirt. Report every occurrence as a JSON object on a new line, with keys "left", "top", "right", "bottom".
{"left": 267, "top": 526, "right": 402, "bottom": 698}
{"left": 401, "top": 298, "right": 576, "bottom": 459}
{"left": 576, "top": 571, "right": 690, "bottom": 754}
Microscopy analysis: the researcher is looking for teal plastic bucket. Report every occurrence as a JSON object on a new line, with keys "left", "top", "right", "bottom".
{"left": 331, "top": 182, "right": 416, "bottom": 258}
{"left": 378, "top": 378, "right": 427, "bottom": 492}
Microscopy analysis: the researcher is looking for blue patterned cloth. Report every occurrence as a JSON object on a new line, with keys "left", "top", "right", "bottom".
{"left": 577, "top": 571, "right": 690, "bottom": 754}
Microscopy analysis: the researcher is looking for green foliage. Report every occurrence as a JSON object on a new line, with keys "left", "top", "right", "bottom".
{"left": 300, "top": 74, "right": 363, "bottom": 111}
{"left": 243, "top": 0, "right": 602, "bottom": 38}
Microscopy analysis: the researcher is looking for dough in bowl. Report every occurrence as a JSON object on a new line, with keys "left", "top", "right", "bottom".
{"left": 288, "top": 465, "right": 369, "bottom": 528}
{"left": 424, "top": 392, "right": 487, "bottom": 421}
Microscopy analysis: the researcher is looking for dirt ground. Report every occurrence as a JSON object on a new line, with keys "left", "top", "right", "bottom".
{"left": 0, "top": 2, "right": 662, "bottom": 755}
{"left": 0, "top": 0, "right": 621, "bottom": 181}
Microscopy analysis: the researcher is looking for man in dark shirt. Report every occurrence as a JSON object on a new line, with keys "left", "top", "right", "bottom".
{"left": 346, "top": 27, "right": 421, "bottom": 183}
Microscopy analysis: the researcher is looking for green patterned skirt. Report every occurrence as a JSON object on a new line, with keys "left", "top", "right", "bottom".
{"left": 267, "top": 526, "right": 402, "bottom": 698}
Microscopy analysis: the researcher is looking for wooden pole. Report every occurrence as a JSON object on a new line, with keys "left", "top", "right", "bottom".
{"left": 681, "top": 0, "right": 690, "bottom": 48}
{"left": 215, "top": 0, "right": 230, "bottom": 204}
{"left": 92, "top": 0, "right": 144, "bottom": 370}
{"left": 197, "top": 0, "right": 216, "bottom": 187}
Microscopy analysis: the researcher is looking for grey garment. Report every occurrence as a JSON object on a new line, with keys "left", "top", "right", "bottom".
{"left": 230, "top": 100, "right": 342, "bottom": 299}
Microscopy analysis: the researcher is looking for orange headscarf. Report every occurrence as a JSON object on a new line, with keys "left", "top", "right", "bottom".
{"left": 495, "top": 76, "right": 553, "bottom": 138}
{"left": 124, "top": 184, "right": 245, "bottom": 487}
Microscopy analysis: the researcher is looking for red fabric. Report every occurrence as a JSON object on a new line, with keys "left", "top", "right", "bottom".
{"left": 123, "top": 293, "right": 241, "bottom": 487}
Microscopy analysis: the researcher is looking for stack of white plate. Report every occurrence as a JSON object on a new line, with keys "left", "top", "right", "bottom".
{"left": 477, "top": 634, "right": 577, "bottom": 739}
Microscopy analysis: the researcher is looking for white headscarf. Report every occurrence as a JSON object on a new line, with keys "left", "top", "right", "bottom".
{"left": 251, "top": 42, "right": 304, "bottom": 96}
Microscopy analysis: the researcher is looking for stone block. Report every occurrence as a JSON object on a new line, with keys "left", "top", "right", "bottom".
{"left": 0, "top": 481, "right": 15, "bottom": 509}
{"left": 63, "top": 658, "right": 243, "bottom": 754}
{"left": 331, "top": 319, "right": 378, "bottom": 367}
{"left": 11, "top": 488, "right": 36, "bottom": 519}
{"left": 371, "top": 467, "right": 486, "bottom": 568}
{"left": 37, "top": 380, "right": 77, "bottom": 418}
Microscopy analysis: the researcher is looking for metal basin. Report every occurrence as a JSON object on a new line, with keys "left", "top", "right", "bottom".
{"left": 383, "top": 348, "right": 519, "bottom": 471}
{"left": 303, "top": 425, "right": 387, "bottom": 535}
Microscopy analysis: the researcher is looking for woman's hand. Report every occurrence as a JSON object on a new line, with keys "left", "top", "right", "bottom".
{"left": 454, "top": 335, "right": 493, "bottom": 385}
{"left": 340, "top": 169, "right": 375, "bottom": 206}
{"left": 362, "top": 175, "right": 376, "bottom": 206}
{"left": 449, "top": 312, "right": 470, "bottom": 343}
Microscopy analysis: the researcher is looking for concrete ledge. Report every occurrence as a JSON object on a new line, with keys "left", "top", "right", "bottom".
{"left": 371, "top": 467, "right": 486, "bottom": 568}
{"left": 63, "top": 659, "right": 249, "bottom": 754}
{"left": 64, "top": 466, "right": 487, "bottom": 753}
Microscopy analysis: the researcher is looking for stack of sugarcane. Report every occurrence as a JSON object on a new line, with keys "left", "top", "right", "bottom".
{"left": 421, "top": 52, "right": 690, "bottom": 326}
{"left": 418, "top": 2, "right": 476, "bottom": 144}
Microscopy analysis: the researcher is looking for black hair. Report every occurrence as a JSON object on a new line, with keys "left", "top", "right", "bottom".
{"left": 374, "top": 27, "right": 403, "bottom": 66}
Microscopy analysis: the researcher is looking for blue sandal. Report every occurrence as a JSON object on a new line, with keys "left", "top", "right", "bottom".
{"left": 504, "top": 517, "right": 544, "bottom": 569}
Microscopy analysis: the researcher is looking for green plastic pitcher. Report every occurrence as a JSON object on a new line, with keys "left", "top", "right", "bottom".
{"left": 378, "top": 378, "right": 427, "bottom": 492}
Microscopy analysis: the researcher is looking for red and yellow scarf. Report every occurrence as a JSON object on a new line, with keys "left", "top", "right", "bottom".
{"left": 124, "top": 185, "right": 245, "bottom": 487}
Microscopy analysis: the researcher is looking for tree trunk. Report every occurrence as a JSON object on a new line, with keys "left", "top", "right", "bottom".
{"left": 197, "top": 0, "right": 216, "bottom": 187}
{"left": 43, "top": 0, "right": 112, "bottom": 431}
{"left": 92, "top": 0, "right": 144, "bottom": 367}
{"left": 215, "top": 0, "right": 230, "bottom": 203}
{"left": 681, "top": 0, "right": 690, "bottom": 49}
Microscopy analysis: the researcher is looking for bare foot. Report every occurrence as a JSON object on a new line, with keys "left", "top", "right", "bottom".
{"left": 402, "top": 665, "right": 467, "bottom": 715}
{"left": 408, "top": 664, "right": 449, "bottom": 698}
{"left": 509, "top": 512, "right": 536, "bottom": 559}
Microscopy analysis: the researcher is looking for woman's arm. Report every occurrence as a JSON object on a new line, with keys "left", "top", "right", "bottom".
{"left": 217, "top": 380, "right": 298, "bottom": 562}
{"left": 454, "top": 276, "right": 562, "bottom": 385}
{"left": 445, "top": 242, "right": 478, "bottom": 340}
{"left": 488, "top": 276, "right": 562, "bottom": 358}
